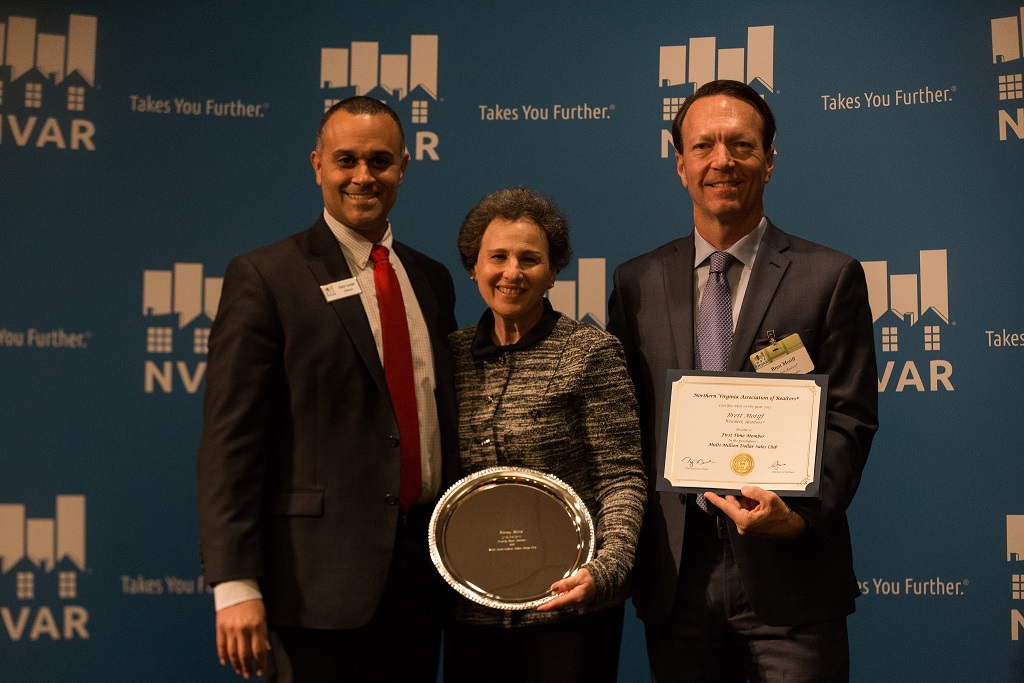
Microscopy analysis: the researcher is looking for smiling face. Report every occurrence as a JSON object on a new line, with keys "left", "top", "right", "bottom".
{"left": 470, "top": 217, "right": 556, "bottom": 343}
{"left": 310, "top": 110, "right": 409, "bottom": 243}
{"left": 676, "top": 94, "right": 774, "bottom": 246}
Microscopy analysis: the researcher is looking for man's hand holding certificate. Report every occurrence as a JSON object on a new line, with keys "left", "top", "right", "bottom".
{"left": 658, "top": 372, "right": 828, "bottom": 498}
{"left": 702, "top": 486, "right": 809, "bottom": 540}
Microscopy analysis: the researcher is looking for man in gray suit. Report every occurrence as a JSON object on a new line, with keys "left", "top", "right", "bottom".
{"left": 197, "top": 96, "right": 457, "bottom": 681}
{"left": 608, "top": 80, "right": 878, "bottom": 681}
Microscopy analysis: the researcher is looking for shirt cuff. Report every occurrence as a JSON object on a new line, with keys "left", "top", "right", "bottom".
{"left": 213, "top": 579, "right": 262, "bottom": 611}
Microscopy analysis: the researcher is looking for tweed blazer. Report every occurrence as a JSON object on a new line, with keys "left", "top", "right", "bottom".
{"left": 448, "top": 310, "right": 646, "bottom": 627}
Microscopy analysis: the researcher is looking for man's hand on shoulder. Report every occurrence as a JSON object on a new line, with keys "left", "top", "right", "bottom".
{"left": 704, "top": 485, "right": 808, "bottom": 540}
{"left": 216, "top": 599, "right": 270, "bottom": 679}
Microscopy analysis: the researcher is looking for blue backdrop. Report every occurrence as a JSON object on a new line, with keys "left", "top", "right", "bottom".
{"left": 3, "top": 1, "right": 1023, "bottom": 680}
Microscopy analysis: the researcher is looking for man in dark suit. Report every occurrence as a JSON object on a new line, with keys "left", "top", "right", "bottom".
{"left": 608, "top": 80, "right": 878, "bottom": 681}
{"left": 197, "top": 96, "right": 457, "bottom": 681}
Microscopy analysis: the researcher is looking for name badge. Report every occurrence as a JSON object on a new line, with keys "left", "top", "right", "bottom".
{"left": 750, "top": 331, "right": 814, "bottom": 374}
{"left": 320, "top": 277, "right": 361, "bottom": 302}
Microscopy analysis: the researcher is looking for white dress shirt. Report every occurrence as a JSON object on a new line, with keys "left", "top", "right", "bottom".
{"left": 692, "top": 216, "right": 769, "bottom": 341}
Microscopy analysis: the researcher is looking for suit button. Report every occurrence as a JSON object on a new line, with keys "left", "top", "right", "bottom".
{"left": 388, "top": 435, "right": 400, "bottom": 447}
{"left": 385, "top": 494, "right": 398, "bottom": 506}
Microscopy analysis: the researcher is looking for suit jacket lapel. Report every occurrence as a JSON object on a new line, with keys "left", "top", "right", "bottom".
{"left": 392, "top": 242, "right": 441, "bottom": 337}
{"left": 730, "top": 221, "right": 791, "bottom": 370}
{"left": 393, "top": 240, "right": 453, "bottom": 379}
{"left": 395, "top": 241, "right": 460, "bottom": 486}
{"left": 662, "top": 236, "right": 696, "bottom": 371}
{"left": 305, "top": 217, "right": 389, "bottom": 393}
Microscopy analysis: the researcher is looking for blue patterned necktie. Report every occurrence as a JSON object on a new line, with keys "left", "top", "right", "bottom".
{"left": 696, "top": 250, "right": 736, "bottom": 373}
{"left": 694, "top": 250, "right": 736, "bottom": 513}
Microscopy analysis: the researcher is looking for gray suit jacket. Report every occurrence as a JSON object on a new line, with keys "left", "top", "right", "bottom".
{"left": 607, "top": 221, "right": 878, "bottom": 626}
{"left": 197, "top": 216, "right": 458, "bottom": 629}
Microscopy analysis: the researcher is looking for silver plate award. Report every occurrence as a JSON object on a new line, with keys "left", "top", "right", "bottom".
{"left": 428, "top": 466, "right": 595, "bottom": 610}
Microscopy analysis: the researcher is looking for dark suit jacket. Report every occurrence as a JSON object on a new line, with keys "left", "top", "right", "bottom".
{"left": 197, "top": 216, "right": 458, "bottom": 630}
{"left": 607, "top": 221, "right": 878, "bottom": 627}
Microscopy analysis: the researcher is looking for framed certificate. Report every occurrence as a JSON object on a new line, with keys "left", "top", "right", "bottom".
{"left": 428, "top": 467, "right": 595, "bottom": 610}
{"left": 657, "top": 371, "right": 828, "bottom": 497}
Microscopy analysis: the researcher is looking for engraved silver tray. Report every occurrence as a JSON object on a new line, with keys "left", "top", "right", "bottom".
{"left": 428, "top": 466, "right": 595, "bottom": 610}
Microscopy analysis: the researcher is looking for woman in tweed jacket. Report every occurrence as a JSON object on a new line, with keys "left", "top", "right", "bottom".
{"left": 443, "top": 187, "right": 646, "bottom": 682}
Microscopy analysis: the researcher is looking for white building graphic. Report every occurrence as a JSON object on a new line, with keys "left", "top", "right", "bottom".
{"left": 1012, "top": 516, "right": 1024, "bottom": 602}
{"left": 862, "top": 250, "right": 949, "bottom": 354}
{"left": 0, "top": 495, "right": 85, "bottom": 600}
{"left": 0, "top": 14, "right": 97, "bottom": 112}
{"left": 993, "top": 7, "right": 1024, "bottom": 143}
{"left": 320, "top": 35, "right": 438, "bottom": 123}
{"left": 143, "top": 263, "right": 222, "bottom": 355}
{"left": 1010, "top": 515, "right": 1024, "bottom": 562}
{"left": 992, "top": 7, "right": 1024, "bottom": 65}
{"left": 993, "top": 6, "right": 1024, "bottom": 101}
{"left": 549, "top": 258, "right": 606, "bottom": 329}
{"left": 2, "top": 14, "right": 96, "bottom": 84}
{"left": 658, "top": 25, "right": 774, "bottom": 121}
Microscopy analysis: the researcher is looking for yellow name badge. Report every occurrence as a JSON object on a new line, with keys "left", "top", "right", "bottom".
{"left": 749, "top": 331, "right": 814, "bottom": 374}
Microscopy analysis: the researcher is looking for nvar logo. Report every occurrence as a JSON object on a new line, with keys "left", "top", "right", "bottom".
{"left": 319, "top": 34, "right": 440, "bottom": 161}
{"left": 658, "top": 24, "right": 774, "bottom": 158}
{"left": 992, "top": 5, "right": 1024, "bottom": 140}
{"left": 549, "top": 258, "right": 607, "bottom": 329}
{"left": 142, "top": 263, "right": 222, "bottom": 394}
{"left": 0, "top": 13, "right": 98, "bottom": 150}
{"left": 862, "top": 249, "right": 954, "bottom": 393}
{"left": 0, "top": 495, "right": 89, "bottom": 641}
{"left": 1007, "top": 516, "right": 1024, "bottom": 640}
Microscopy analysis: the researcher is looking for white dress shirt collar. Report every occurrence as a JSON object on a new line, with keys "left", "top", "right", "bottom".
{"left": 322, "top": 208, "right": 394, "bottom": 268}
{"left": 693, "top": 216, "right": 768, "bottom": 270}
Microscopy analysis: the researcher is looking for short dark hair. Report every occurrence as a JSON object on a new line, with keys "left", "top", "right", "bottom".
{"left": 316, "top": 96, "right": 406, "bottom": 153}
{"left": 458, "top": 187, "right": 573, "bottom": 272}
{"left": 671, "top": 79, "right": 776, "bottom": 154}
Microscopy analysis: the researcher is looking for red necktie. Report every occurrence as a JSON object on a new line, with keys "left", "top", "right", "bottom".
{"left": 370, "top": 245, "right": 422, "bottom": 512}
